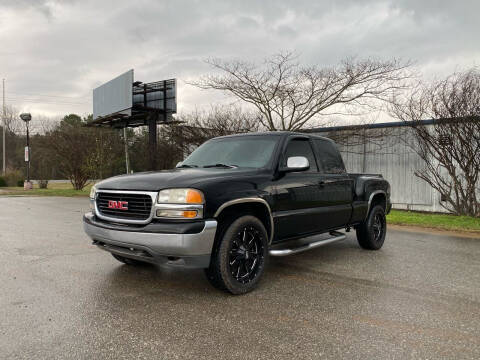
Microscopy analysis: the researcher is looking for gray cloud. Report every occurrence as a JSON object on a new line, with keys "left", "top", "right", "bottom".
{"left": 0, "top": 0, "right": 478, "bottom": 118}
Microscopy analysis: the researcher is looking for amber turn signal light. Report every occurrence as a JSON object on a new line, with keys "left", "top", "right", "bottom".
{"left": 186, "top": 190, "right": 204, "bottom": 204}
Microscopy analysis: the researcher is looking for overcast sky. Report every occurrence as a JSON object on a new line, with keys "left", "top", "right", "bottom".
{"left": 0, "top": 0, "right": 478, "bottom": 121}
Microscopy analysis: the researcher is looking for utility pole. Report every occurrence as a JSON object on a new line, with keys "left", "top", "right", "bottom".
{"left": 2, "top": 78, "right": 5, "bottom": 175}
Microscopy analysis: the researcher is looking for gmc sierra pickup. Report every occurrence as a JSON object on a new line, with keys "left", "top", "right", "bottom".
{"left": 83, "top": 132, "right": 391, "bottom": 294}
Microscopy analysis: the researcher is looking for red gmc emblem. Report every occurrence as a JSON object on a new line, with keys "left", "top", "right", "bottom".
{"left": 108, "top": 200, "right": 128, "bottom": 210}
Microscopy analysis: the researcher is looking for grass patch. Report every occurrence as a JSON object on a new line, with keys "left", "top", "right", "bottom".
{"left": 387, "top": 209, "right": 480, "bottom": 233}
{"left": 1, "top": 184, "right": 478, "bottom": 233}
{"left": 0, "top": 182, "right": 92, "bottom": 197}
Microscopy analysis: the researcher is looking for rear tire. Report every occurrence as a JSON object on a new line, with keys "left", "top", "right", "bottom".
{"left": 204, "top": 215, "right": 268, "bottom": 295}
{"left": 356, "top": 205, "right": 386, "bottom": 250}
{"left": 111, "top": 253, "right": 143, "bottom": 265}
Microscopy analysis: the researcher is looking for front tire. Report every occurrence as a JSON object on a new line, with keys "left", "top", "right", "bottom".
{"left": 356, "top": 205, "right": 386, "bottom": 250}
{"left": 205, "top": 215, "right": 268, "bottom": 295}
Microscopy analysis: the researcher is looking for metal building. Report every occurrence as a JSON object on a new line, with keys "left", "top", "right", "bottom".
{"left": 309, "top": 120, "right": 447, "bottom": 213}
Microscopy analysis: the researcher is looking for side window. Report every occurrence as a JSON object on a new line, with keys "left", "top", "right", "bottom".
{"left": 313, "top": 139, "right": 346, "bottom": 174}
{"left": 284, "top": 138, "right": 318, "bottom": 172}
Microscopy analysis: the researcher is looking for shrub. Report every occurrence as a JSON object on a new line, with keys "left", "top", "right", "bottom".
{"left": 0, "top": 177, "right": 6, "bottom": 187}
{"left": 4, "top": 169, "right": 24, "bottom": 187}
{"left": 36, "top": 158, "right": 51, "bottom": 189}
{"left": 38, "top": 180, "right": 49, "bottom": 189}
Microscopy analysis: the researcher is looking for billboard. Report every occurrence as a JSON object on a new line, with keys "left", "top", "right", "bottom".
{"left": 93, "top": 69, "right": 133, "bottom": 120}
{"left": 132, "top": 79, "right": 177, "bottom": 113}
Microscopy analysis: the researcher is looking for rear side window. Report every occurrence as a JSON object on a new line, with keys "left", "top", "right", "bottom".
{"left": 284, "top": 138, "right": 318, "bottom": 172}
{"left": 313, "top": 139, "right": 346, "bottom": 174}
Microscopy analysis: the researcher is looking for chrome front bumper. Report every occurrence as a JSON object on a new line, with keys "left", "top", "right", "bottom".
{"left": 83, "top": 213, "right": 217, "bottom": 268}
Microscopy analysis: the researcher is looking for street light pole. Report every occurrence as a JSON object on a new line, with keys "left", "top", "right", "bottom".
{"left": 20, "top": 113, "right": 32, "bottom": 190}
{"left": 26, "top": 121, "right": 30, "bottom": 183}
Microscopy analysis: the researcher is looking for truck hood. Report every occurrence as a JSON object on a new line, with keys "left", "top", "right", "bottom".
{"left": 95, "top": 168, "right": 260, "bottom": 191}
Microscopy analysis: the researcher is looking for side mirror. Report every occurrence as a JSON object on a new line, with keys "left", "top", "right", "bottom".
{"left": 280, "top": 156, "right": 310, "bottom": 172}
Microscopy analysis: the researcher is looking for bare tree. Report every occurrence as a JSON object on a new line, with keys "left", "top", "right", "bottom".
{"left": 174, "top": 104, "right": 261, "bottom": 147}
{"left": 190, "top": 51, "right": 412, "bottom": 131}
{"left": 2, "top": 105, "right": 22, "bottom": 134}
{"left": 125, "top": 105, "right": 260, "bottom": 170}
{"left": 391, "top": 69, "right": 480, "bottom": 217}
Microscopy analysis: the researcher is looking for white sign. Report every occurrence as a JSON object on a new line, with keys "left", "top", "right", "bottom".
{"left": 93, "top": 69, "right": 133, "bottom": 120}
{"left": 25, "top": 146, "right": 29, "bottom": 162}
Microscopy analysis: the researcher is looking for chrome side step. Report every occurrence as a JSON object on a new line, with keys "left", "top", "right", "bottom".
{"left": 269, "top": 231, "right": 346, "bottom": 257}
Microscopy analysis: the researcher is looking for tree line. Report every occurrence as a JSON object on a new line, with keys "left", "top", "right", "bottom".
{"left": 0, "top": 105, "right": 259, "bottom": 189}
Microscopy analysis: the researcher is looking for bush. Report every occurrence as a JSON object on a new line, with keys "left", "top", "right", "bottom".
{"left": 38, "top": 180, "right": 48, "bottom": 189}
{"left": 4, "top": 169, "right": 24, "bottom": 187}
{"left": 0, "top": 177, "right": 6, "bottom": 187}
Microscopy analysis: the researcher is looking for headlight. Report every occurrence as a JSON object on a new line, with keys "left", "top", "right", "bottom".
{"left": 157, "top": 188, "right": 204, "bottom": 204}
{"left": 89, "top": 185, "right": 96, "bottom": 200}
{"left": 156, "top": 188, "right": 204, "bottom": 219}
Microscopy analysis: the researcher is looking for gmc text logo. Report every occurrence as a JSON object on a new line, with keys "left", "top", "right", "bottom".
{"left": 107, "top": 200, "right": 128, "bottom": 210}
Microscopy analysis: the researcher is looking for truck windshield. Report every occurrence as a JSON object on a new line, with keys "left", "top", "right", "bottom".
{"left": 180, "top": 136, "right": 279, "bottom": 169}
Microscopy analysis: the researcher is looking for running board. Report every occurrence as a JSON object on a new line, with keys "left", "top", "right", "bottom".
{"left": 269, "top": 231, "right": 346, "bottom": 257}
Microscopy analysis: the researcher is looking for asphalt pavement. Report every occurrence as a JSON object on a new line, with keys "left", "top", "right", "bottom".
{"left": 1, "top": 196, "right": 479, "bottom": 359}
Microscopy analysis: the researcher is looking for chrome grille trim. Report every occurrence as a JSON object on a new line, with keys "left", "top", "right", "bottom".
{"left": 94, "top": 190, "right": 158, "bottom": 225}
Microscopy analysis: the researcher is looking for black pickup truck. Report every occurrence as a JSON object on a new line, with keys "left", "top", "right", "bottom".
{"left": 84, "top": 132, "right": 391, "bottom": 294}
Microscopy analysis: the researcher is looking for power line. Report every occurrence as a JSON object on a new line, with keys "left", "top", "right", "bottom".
{"left": 6, "top": 98, "right": 89, "bottom": 106}
{"left": 7, "top": 95, "right": 90, "bottom": 103}
{"left": 8, "top": 91, "right": 91, "bottom": 100}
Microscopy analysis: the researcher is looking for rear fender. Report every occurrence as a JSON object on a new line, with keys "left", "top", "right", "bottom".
{"left": 366, "top": 190, "right": 387, "bottom": 218}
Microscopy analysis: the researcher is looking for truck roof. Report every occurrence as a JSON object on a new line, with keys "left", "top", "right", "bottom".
{"left": 212, "top": 131, "right": 334, "bottom": 142}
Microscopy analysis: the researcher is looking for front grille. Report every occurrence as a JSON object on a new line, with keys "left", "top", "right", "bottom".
{"left": 96, "top": 192, "right": 153, "bottom": 221}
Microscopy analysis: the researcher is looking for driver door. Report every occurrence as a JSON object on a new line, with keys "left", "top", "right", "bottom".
{"left": 272, "top": 137, "right": 324, "bottom": 241}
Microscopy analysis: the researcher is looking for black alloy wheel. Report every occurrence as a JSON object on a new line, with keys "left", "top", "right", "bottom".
{"left": 204, "top": 215, "right": 268, "bottom": 294}
{"left": 372, "top": 212, "right": 384, "bottom": 243}
{"left": 356, "top": 204, "right": 386, "bottom": 250}
{"left": 228, "top": 226, "right": 264, "bottom": 284}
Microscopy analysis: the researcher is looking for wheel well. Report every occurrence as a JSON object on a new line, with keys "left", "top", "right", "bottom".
{"left": 370, "top": 193, "right": 386, "bottom": 212}
{"left": 215, "top": 202, "right": 272, "bottom": 242}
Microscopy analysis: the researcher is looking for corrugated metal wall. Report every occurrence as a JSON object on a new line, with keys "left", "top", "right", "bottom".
{"left": 313, "top": 126, "right": 446, "bottom": 212}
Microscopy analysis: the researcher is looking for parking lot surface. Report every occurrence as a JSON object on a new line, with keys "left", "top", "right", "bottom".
{"left": 1, "top": 196, "right": 479, "bottom": 359}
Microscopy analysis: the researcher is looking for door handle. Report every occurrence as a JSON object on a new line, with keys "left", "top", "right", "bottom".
{"left": 318, "top": 180, "right": 335, "bottom": 187}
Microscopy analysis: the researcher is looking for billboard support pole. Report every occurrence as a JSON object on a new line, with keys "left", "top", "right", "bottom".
{"left": 123, "top": 127, "right": 130, "bottom": 174}
{"left": 148, "top": 113, "right": 158, "bottom": 171}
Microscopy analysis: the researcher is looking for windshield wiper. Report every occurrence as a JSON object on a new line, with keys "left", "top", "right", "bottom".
{"left": 203, "top": 163, "right": 238, "bottom": 168}
{"left": 176, "top": 164, "right": 198, "bottom": 168}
